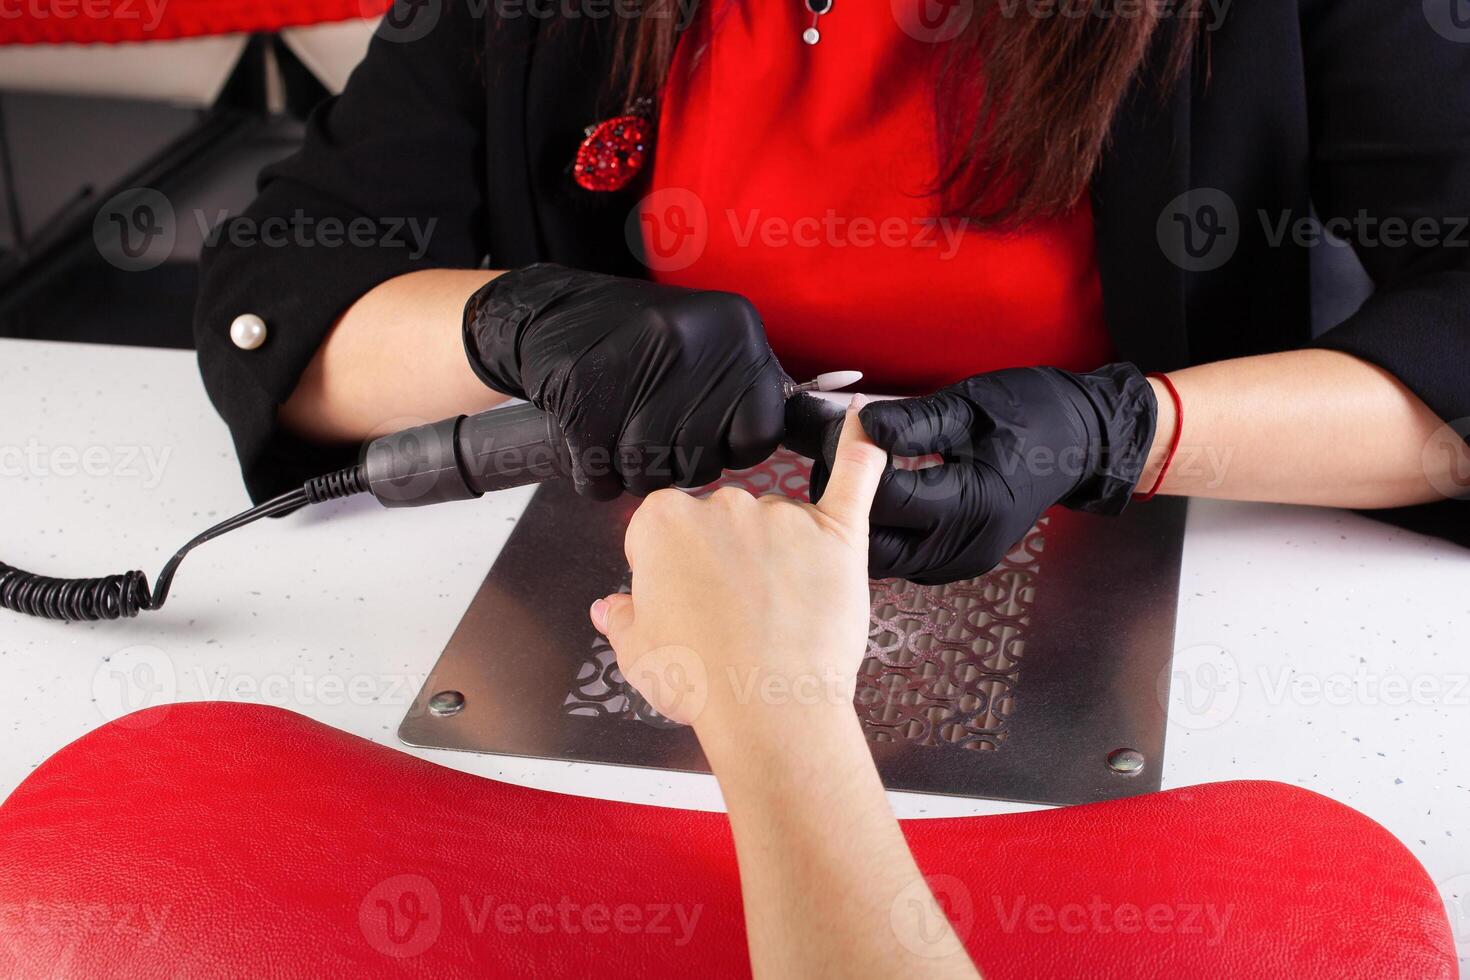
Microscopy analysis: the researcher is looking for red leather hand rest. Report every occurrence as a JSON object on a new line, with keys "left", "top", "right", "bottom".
{"left": 0, "top": 703, "right": 1455, "bottom": 978}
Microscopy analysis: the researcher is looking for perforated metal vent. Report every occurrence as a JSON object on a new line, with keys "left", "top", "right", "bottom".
{"left": 562, "top": 451, "right": 1046, "bottom": 752}
{"left": 402, "top": 443, "right": 1184, "bottom": 805}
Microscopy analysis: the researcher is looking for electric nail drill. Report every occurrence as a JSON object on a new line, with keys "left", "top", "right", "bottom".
{"left": 0, "top": 372, "right": 863, "bottom": 623}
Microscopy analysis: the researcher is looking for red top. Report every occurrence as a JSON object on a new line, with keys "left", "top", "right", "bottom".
{"left": 641, "top": 0, "right": 1114, "bottom": 394}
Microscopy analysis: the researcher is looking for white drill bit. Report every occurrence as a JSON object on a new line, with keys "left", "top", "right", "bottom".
{"left": 784, "top": 370, "right": 864, "bottom": 398}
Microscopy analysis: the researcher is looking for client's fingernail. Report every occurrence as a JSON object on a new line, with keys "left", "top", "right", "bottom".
{"left": 589, "top": 598, "right": 609, "bottom": 632}
{"left": 848, "top": 393, "right": 869, "bottom": 412}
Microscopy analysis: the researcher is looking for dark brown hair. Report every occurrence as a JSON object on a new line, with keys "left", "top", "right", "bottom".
{"left": 612, "top": 0, "right": 1202, "bottom": 228}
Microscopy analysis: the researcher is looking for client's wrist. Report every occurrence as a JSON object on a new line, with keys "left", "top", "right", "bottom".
{"left": 695, "top": 696, "right": 864, "bottom": 774}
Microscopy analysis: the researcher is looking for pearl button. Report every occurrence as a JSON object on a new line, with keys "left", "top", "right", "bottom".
{"left": 229, "top": 314, "right": 267, "bottom": 351}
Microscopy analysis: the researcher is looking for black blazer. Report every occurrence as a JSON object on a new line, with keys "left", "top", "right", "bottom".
{"left": 196, "top": 0, "right": 1470, "bottom": 509}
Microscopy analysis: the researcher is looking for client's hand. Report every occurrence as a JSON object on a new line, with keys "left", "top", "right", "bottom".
{"left": 589, "top": 397, "right": 980, "bottom": 980}
{"left": 589, "top": 396, "right": 885, "bottom": 736}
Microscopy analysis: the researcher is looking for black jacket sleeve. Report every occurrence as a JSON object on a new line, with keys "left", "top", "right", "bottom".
{"left": 193, "top": 4, "right": 490, "bottom": 503}
{"left": 1302, "top": 0, "right": 1470, "bottom": 434}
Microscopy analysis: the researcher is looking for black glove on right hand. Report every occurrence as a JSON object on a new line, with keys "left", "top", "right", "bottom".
{"left": 463, "top": 264, "right": 788, "bottom": 499}
{"left": 810, "top": 364, "right": 1158, "bottom": 584}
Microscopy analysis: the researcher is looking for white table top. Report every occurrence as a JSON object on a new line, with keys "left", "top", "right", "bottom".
{"left": 2, "top": 338, "right": 1466, "bottom": 960}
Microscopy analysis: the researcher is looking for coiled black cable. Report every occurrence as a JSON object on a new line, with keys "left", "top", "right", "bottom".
{"left": 0, "top": 565, "right": 151, "bottom": 621}
{"left": 0, "top": 464, "right": 367, "bottom": 623}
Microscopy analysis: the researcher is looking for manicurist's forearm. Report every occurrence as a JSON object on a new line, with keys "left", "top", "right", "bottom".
{"left": 280, "top": 269, "right": 508, "bottom": 444}
{"left": 1140, "top": 348, "right": 1467, "bottom": 508}
{"left": 699, "top": 706, "right": 980, "bottom": 980}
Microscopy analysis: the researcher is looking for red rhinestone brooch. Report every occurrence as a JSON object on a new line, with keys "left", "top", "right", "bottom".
{"left": 573, "top": 101, "right": 653, "bottom": 193}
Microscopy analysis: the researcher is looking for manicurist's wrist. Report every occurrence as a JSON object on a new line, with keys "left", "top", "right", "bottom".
{"left": 1136, "top": 374, "right": 1179, "bottom": 495}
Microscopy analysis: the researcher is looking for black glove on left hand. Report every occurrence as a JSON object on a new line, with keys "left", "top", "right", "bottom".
{"left": 810, "top": 364, "right": 1158, "bottom": 584}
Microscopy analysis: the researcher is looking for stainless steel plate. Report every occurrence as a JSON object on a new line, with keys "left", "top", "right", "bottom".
{"left": 400, "top": 453, "right": 1186, "bottom": 806}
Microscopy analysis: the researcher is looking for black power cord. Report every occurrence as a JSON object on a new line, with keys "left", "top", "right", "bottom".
{"left": 0, "top": 397, "right": 639, "bottom": 622}
{"left": 0, "top": 464, "right": 367, "bottom": 623}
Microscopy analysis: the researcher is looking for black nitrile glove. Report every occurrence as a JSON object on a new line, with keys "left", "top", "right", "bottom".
{"left": 810, "top": 364, "right": 1158, "bottom": 584}
{"left": 463, "top": 264, "right": 788, "bottom": 499}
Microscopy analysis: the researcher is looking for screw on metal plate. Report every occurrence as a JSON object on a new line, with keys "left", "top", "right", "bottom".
{"left": 428, "top": 690, "right": 466, "bottom": 717}
{"left": 1107, "top": 748, "right": 1145, "bottom": 775}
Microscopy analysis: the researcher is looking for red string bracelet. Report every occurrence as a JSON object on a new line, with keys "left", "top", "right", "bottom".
{"left": 1134, "top": 372, "right": 1182, "bottom": 502}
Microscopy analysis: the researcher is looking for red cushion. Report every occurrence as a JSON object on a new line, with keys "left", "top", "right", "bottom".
{"left": 0, "top": 0, "right": 389, "bottom": 45}
{"left": 0, "top": 702, "right": 1454, "bottom": 978}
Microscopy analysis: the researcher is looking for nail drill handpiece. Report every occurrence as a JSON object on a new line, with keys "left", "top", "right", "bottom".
{"left": 362, "top": 371, "right": 866, "bottom": 506}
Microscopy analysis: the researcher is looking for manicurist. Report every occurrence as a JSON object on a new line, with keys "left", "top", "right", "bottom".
{"left": 196, "top": 0, "right": 1470, "bottom": 583}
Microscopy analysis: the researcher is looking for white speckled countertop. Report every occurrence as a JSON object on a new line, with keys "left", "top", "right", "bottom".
{"left": 2, "top": 338, "right": 1466, "bottom": 960}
